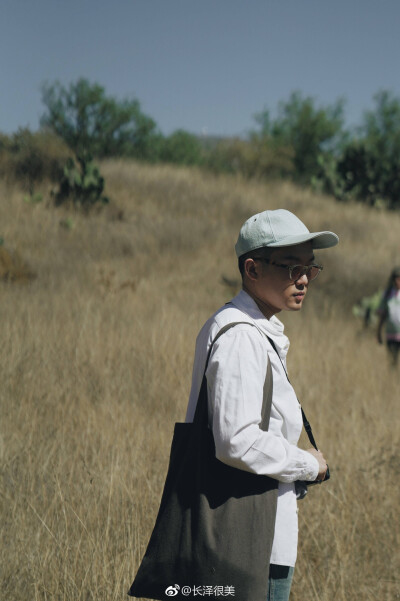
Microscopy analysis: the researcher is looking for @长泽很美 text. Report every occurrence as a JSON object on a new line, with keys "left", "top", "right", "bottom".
{"left": 164, "top": 584, "right": 236, "bottom": 596}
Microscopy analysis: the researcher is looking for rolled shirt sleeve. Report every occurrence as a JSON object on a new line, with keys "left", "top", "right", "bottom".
{"left": 206, "top": 326, "right": 319, "bottom": 483}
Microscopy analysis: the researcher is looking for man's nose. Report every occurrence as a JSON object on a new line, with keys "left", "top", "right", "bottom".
{"left": 295, "top": 272, "right": 309, "bottom": 285}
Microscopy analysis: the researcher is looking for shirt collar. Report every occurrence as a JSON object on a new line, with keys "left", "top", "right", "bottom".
{"left": 229, "top": 289, "right": 290, "bottom": 358}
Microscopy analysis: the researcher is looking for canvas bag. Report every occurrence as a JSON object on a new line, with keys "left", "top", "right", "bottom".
{"left": 128, "top": 321, "right": 279, "bottom": 601}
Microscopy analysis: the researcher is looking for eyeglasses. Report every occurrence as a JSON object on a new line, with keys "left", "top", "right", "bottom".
{"left": 253, "top": 258, "right": 323, "bottom": 281}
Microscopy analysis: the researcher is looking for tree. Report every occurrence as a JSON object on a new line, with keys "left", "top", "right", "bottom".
{"left": 254, "top": 92, "right": 346, "bottom": 182}
{"left": 337, "top": 91, "right": 400, "bottom": 208}
{"left": 159, "top": 130, "right": 203, "bottom": 166}
{"left": 40, "top": 78, "right": 158, "bottom": 160}
{"left": 363, "top": 90, "right": 400, "bottom": 157}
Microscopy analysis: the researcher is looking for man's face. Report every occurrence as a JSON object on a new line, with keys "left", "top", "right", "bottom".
{"left": 252, "top": 242, "right": 316, "bottom": 316}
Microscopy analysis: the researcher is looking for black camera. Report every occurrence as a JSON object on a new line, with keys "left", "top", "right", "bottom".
{"left": 308, "top": 465, "right": 330, "bottom": 486}
{"left": 296, "top": 466, "right": 330, "bottom": 500}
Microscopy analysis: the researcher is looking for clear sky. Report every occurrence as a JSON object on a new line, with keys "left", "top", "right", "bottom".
{"left": 2, "top": 0, "right": 400, "bottom": 138}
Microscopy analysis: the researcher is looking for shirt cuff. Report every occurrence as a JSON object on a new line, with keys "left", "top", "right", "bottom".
{"left": 298, "top": 451, "right": 319, "bottom": 481}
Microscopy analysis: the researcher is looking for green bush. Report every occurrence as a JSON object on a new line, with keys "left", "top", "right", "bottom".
{"left": 314, "top": 91, "right": 400, "bottom": 209}
{"left": 254, "top": 92, "right": 346, "bottom": 183}
{"left": 203, "top": 137, "right": 294, "bottom": 180}
{"left": 311, "top": 154, "right": 346, "bottom": 199}
{"left": 337, "top": 91, "right": 400, "bottom": 209}
{"left": 159, "top": 130, "right": 203, "bottom": 166}
{"left": 54, "top": 155, "right": 109, "bottom": 208}
{"left": 0, "top": 129, "right": 70, "bottom": 192}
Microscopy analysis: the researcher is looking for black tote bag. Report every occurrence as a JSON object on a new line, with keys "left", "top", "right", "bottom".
{"left": 128, "top": 322, "right": 279, "bottom": 601}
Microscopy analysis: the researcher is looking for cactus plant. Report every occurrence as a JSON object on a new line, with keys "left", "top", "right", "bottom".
{"left": 54, "top": 155, "right": 109, "bottom": 208}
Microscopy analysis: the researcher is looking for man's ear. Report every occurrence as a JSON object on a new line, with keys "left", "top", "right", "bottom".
{"left": 244, "top": 258, "right": 259, "bottom": 282}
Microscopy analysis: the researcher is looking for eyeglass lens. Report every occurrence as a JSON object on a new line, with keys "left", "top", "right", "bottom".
{"left": 290, "top": 265, "right": 320, "bottom": 281}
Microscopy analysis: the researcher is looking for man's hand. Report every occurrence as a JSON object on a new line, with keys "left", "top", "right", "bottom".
{"left": 306, "top": 448, "right": 328, "bottom": 481}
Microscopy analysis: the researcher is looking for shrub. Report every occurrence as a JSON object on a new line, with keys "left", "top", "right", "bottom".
{"left": 54, "top": 155, "right": 109, "bottom": 208}
{"left": 0, "top": 244, "right": 35, "bottom": 282}
{"left": 159, "top": 130, "right": 203, "bottom": 166}
{"left": 0, "top": 129, "right": 70, "bottom": 193}
{"left": 204, "top": 137, "right": 294, "bottom": 180}
{"left": 337, "top": 92, "right": 400, "bottom": 209}
{"left": 254, "top": 92, "right": 346, "bottom": 183}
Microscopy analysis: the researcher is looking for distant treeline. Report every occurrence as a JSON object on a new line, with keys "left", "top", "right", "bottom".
{"left": 1, "top": 78, "right": 400, "bottom": 209}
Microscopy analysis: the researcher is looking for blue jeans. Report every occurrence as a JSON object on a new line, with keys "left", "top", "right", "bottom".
{"left": 267, "top": 565, "right": 294, "bottom": 601}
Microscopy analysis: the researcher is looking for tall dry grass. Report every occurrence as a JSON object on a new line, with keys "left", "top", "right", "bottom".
{"left": 1, "top": 161, "right": 399, "bottom": 601}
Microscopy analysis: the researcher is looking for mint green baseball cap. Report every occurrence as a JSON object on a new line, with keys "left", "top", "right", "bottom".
{"left": 235, "top": 209, "right": 339, "bottom": 257}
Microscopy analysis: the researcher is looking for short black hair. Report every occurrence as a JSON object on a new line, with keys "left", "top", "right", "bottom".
{"left": 238, "top": 247, "right": 274, "bottom": 278}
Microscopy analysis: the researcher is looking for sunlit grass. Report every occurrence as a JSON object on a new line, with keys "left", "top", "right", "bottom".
{"left": 1, "top": 161, "right": 399, "bottom": 600}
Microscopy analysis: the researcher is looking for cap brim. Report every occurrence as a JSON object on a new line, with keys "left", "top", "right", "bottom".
{"left": 267, "top": 231, "right": 339, "bottom": 249}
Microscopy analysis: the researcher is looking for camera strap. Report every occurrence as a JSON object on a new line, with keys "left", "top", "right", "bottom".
{"left": 266, "top": 335, "right": 319, "bottom": 452}
{"left": 266, "top": 333, "right": 330, "bottom": 488}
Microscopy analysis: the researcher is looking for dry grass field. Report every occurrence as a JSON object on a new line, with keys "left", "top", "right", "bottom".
{"left": 1, "top": 160, "right": 399, "bottom": 601}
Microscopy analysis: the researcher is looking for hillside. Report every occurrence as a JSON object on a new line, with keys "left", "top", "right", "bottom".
{"left": 1, "top": 161, "right": 399, "bottom": 601}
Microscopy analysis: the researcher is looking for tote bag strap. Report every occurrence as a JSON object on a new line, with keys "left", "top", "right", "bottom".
{"left": 193, "top": 321, "right": 273, "bottom": 432}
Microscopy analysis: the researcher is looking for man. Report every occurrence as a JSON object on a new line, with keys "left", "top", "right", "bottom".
{"left": 185, "top": 209, "right": 338, "bottom": 600}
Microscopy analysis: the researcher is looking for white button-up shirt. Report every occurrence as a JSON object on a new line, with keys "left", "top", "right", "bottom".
{"left": 185, "top": 290, "right": 319, "bottom": 567}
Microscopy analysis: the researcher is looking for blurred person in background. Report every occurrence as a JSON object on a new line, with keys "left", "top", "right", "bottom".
{"left": 377, "top": 266, "right": 400, "bottom": 366}
{"left": 186, "top": 209, "right": 339, "bottom": 601}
